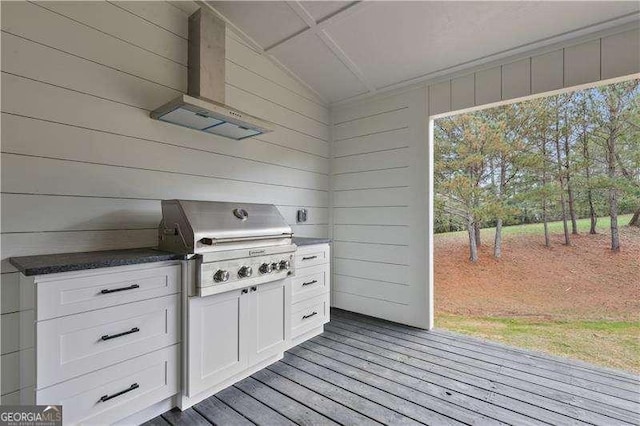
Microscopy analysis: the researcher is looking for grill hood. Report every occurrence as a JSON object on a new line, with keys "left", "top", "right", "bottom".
{"left": 158, "top": 200, "right": 293, "bottom": 254}
{"left": 150, "top": 8, "right": 273, "bottom": 140}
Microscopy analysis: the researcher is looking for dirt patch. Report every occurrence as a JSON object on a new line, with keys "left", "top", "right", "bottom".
{"left": 435, "top": 226, "right": 640, "bottom": 321}
{"left": 435, "top": 225, "right": 640, "bottom": 372}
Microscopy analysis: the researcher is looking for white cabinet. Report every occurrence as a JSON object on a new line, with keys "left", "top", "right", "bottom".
{"left": 250, "top": 279, "right": 290, "bottom": 364}
{"left": 187, "top": 288, "right": 248, "bottom": 396}
{"left": 289, "top": 243, "right": 330, "bottom": 347}
{"left": 12, "top": 261, "right": 182, "bottom": 426}
{"left": 186, "top": 278, "right": 290, "bottom": 398}
{"left": 36, "top": 345, "right": 179, "bottom": 426}
{"left": 37, "top": 295, "right": 180, "bottom": 388}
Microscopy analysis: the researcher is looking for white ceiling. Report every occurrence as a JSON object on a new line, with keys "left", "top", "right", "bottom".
{"left": 208, "top": 1, "right": 640, "bottom": 104}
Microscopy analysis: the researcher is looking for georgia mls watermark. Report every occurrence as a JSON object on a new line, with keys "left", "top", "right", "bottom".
{"left": 0, "top": 406, "right": 62, "bottom": 426}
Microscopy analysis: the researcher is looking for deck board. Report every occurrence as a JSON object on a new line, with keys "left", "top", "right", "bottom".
{"left": 326, "top": 321, "right": 640, "bottom": 422}
{"left": 156, "top": 308, "right": 640, "bottom": 426}
{"left": 332, "top": 309, "right": 639, "bottom": 394}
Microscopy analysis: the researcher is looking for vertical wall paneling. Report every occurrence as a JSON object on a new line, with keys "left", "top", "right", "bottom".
{"left": 531, "top": 49, "right": 564, "bottom": 94}
{"left": 601, "top": 29, "right": 640, "bottom": 80}
{"left": 564, "top": 39, "right": 601, "bottom": 87}
{"left": 474, "top": 66, "right": 502, "bottom": 106}
{"left": 331, "top": 88, "right": 427, "bottom": 327}
{"left": 428, "top": 80, "right": 451, "bottom": 116}
{"left": 450, "top": 74, "right": 475, "bottom": 111}
{"left": 501, "top": 58, "right": 531, "bottom": 101}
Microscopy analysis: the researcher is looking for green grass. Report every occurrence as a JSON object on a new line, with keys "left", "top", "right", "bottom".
{"left": 436, "top": 314, "right": 640, "bottom": 373}
{"left": 437, "top": 214, "right": 633, "bottom": 238}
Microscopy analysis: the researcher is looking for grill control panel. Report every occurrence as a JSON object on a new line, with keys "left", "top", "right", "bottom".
{"left": 200, "top": 252, "right": 294, "bottom": 291}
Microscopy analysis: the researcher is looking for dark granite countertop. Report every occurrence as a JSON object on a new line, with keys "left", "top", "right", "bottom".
{"left": 293, "top": 237, "right": 331, "bottom": 246}
{"left": 9, "top": 248, "right": 186, "bottom": 276}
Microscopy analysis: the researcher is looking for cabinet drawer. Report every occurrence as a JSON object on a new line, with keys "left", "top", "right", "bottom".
{"left": 37, "top": 295, "right": 180, "bottom": 388}
{"left": 37, "top": 345, "right": 179, "bottom": 426}
{"left": 291, "top": 264, "right": 329, "bottom": 304}
{"left": 37, "top": 264, "right": 181, "bottom": 320}
{"left": 294, "top": 244, "right": 330, "bottom": 269}
{"left": 291, "top": 294, "right": 329, "bottom": 339}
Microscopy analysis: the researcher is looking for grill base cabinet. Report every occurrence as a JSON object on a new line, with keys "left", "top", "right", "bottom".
{"left": 180, "top": 243, "right": 330, "bottom": 410}
{"left": 185, "top": 279, "right": 290, "bottom": 401}
{"left": 6, "top": 243, "right": 329, "bottom": 424}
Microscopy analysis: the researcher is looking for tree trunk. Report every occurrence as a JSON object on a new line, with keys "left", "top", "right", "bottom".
{"left": 581, "top": 114, "right": 597, "bottom": 234}
{"left": 563, "top": 116, "right": 578, "bottom": 235}
{"left": 494, "top": 158, "right": 507, "bottom": 258}
{"left": 467, "top": 216, "right": 479, "bottom": 262}
{"left": 610, "top": 188, "right": 620, "bottom": 251}
{"left": 541, "top": 133, "right": 551, "bottom": 247}
{"left": 554, "top": 110, "right": 570, "bottom": 246}
{"left": 567, "top": 182, "right": 578, "bottom": 234}
{"left": 588, "top": 194, "right": 598, "bottom": 234}
{"left": 494, "top": 218, "right": 503, "bottom": 258}
{"left": 474, "top": 222, "right": 482, "bottom": 247}
{"left": 608, "top": 132, "right": 620, "bottom": 252}
{"left": 630, "top": 208, "right": 640, "bottom": 227}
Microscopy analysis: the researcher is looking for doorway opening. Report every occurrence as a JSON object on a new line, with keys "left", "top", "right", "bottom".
{"left": 431, "top": 78, "right": 640, "bottom": 373}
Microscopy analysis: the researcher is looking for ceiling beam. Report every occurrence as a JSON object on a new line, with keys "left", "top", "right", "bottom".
{"left": 265, "top": 1, "right": 370, "bottom": 52}
{"left": 284, "top": 1, "right": 376, "bottom": 93}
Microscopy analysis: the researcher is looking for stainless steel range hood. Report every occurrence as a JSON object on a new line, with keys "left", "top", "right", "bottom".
{"left": 150, "top": 8, "right": 273, "bottom": 140}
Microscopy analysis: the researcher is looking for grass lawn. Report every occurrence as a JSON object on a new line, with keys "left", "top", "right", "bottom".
{"left": 436, "top": 314, "right": 640, "bottom": 373}
{"left": 435, "top": 214, "right": 639, "bottom": 373}
{"left": 438, "top": 213, "right": 634, "bottom": 239}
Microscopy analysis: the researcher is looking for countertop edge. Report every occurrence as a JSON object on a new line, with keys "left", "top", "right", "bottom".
{"left": 9, "top": 249, "right": 186, "bottom": 277}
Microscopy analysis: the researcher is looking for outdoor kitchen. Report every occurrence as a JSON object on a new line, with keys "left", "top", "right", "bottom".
{"left": 1, "top": 1, "right": 638, "bottom": 425}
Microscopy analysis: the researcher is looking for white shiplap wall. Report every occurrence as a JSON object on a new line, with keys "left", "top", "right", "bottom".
{"left": 0, "top": 0, "right": 329, "bottom": 402}
{"left": 331, "top": 88, "right": 429, "bottom": 327}
{"left": 330, "top": 26, "right": 639, "bottom": 329}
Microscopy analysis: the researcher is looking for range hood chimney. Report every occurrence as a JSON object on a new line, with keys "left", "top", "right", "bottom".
{"left": 150, "top": 8, "right": 273, "bottom": 140}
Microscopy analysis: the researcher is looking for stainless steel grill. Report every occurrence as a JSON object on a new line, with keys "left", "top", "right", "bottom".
{"left": 159, "top": 200, "right": 295, "bottom": 297}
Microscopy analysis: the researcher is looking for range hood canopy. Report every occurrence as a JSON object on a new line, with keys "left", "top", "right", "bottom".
{"left": 150, "top": 8, "right": 274, "bottom": 140}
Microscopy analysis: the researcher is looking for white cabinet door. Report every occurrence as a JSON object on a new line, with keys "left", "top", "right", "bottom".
{"left": 248, "top": 279, "right": 290, "bottom": 365}
{"left": 187, "top": 288, "right": 249, "bottom": 397}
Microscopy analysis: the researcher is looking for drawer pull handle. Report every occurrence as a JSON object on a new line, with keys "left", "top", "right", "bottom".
{"left": 302, "top": 256, "right": 318, "bottom": 261}
{"left": 101, "top": 327, "right": 140, "bottom": 341}
{"left": 100, "top": 284, "right": 139, "bottom": 294}
{"left": 241, "top": 289, "right": 249, "bottom": 294}
{"left": 250, "top": 286, "right": 257, "bottom": 292}
{"left": 99, "top": 383, "right": 139, "bottom": 402}
{"left": 302, "top": 280, "right": 318, "bottom": 287}
{"left": 302, "top": 311, "right": 318, "bottom": 320}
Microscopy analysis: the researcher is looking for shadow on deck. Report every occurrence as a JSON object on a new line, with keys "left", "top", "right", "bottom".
{"left": 148, "top": 308, "right": 640, "bottom": 425}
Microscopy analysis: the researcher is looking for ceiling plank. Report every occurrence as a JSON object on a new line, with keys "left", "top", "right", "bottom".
{"left": 284, "top": 1, "right": 375, "bottom": 94}
{"left": 265, "top": 1, "right": 369, "bottom": 52}
{"left": 201, "top": 0, "right": 328, "bottom": 104}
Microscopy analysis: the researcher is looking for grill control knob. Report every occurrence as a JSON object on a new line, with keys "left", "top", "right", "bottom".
{"left": 259, "top": 263, "right": 273, "bottom": 274}
{"left": 238, "top": 266, "right": 253, "bottom": 278}
{"left": 213, "top": 270, "right": 230, "bottom": 283}
{"left": 279, "top": 260, "right": 290, "bottom": 271}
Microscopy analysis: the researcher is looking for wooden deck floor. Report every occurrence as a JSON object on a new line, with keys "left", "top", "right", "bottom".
{"left": 148, "top": 308, "right": 640, "bottom": 426}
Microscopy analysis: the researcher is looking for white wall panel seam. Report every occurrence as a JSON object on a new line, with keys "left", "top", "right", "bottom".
{"left": 32, "top": 2, "right": 188, "bottom": 67}
{"left": 333, "top": 127, "right": 409, "bottom": 142}
{"left": 1, "top": 152, "right": 329, "bottom": 193}
{"left": 333, "top": 146, "right": 410, "bottom": 159}
{"left": 0, "top": 29, "right": 182, "bottom": 92}
{"left": 1, "top": 111, "right": 328, "bottom": 176}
